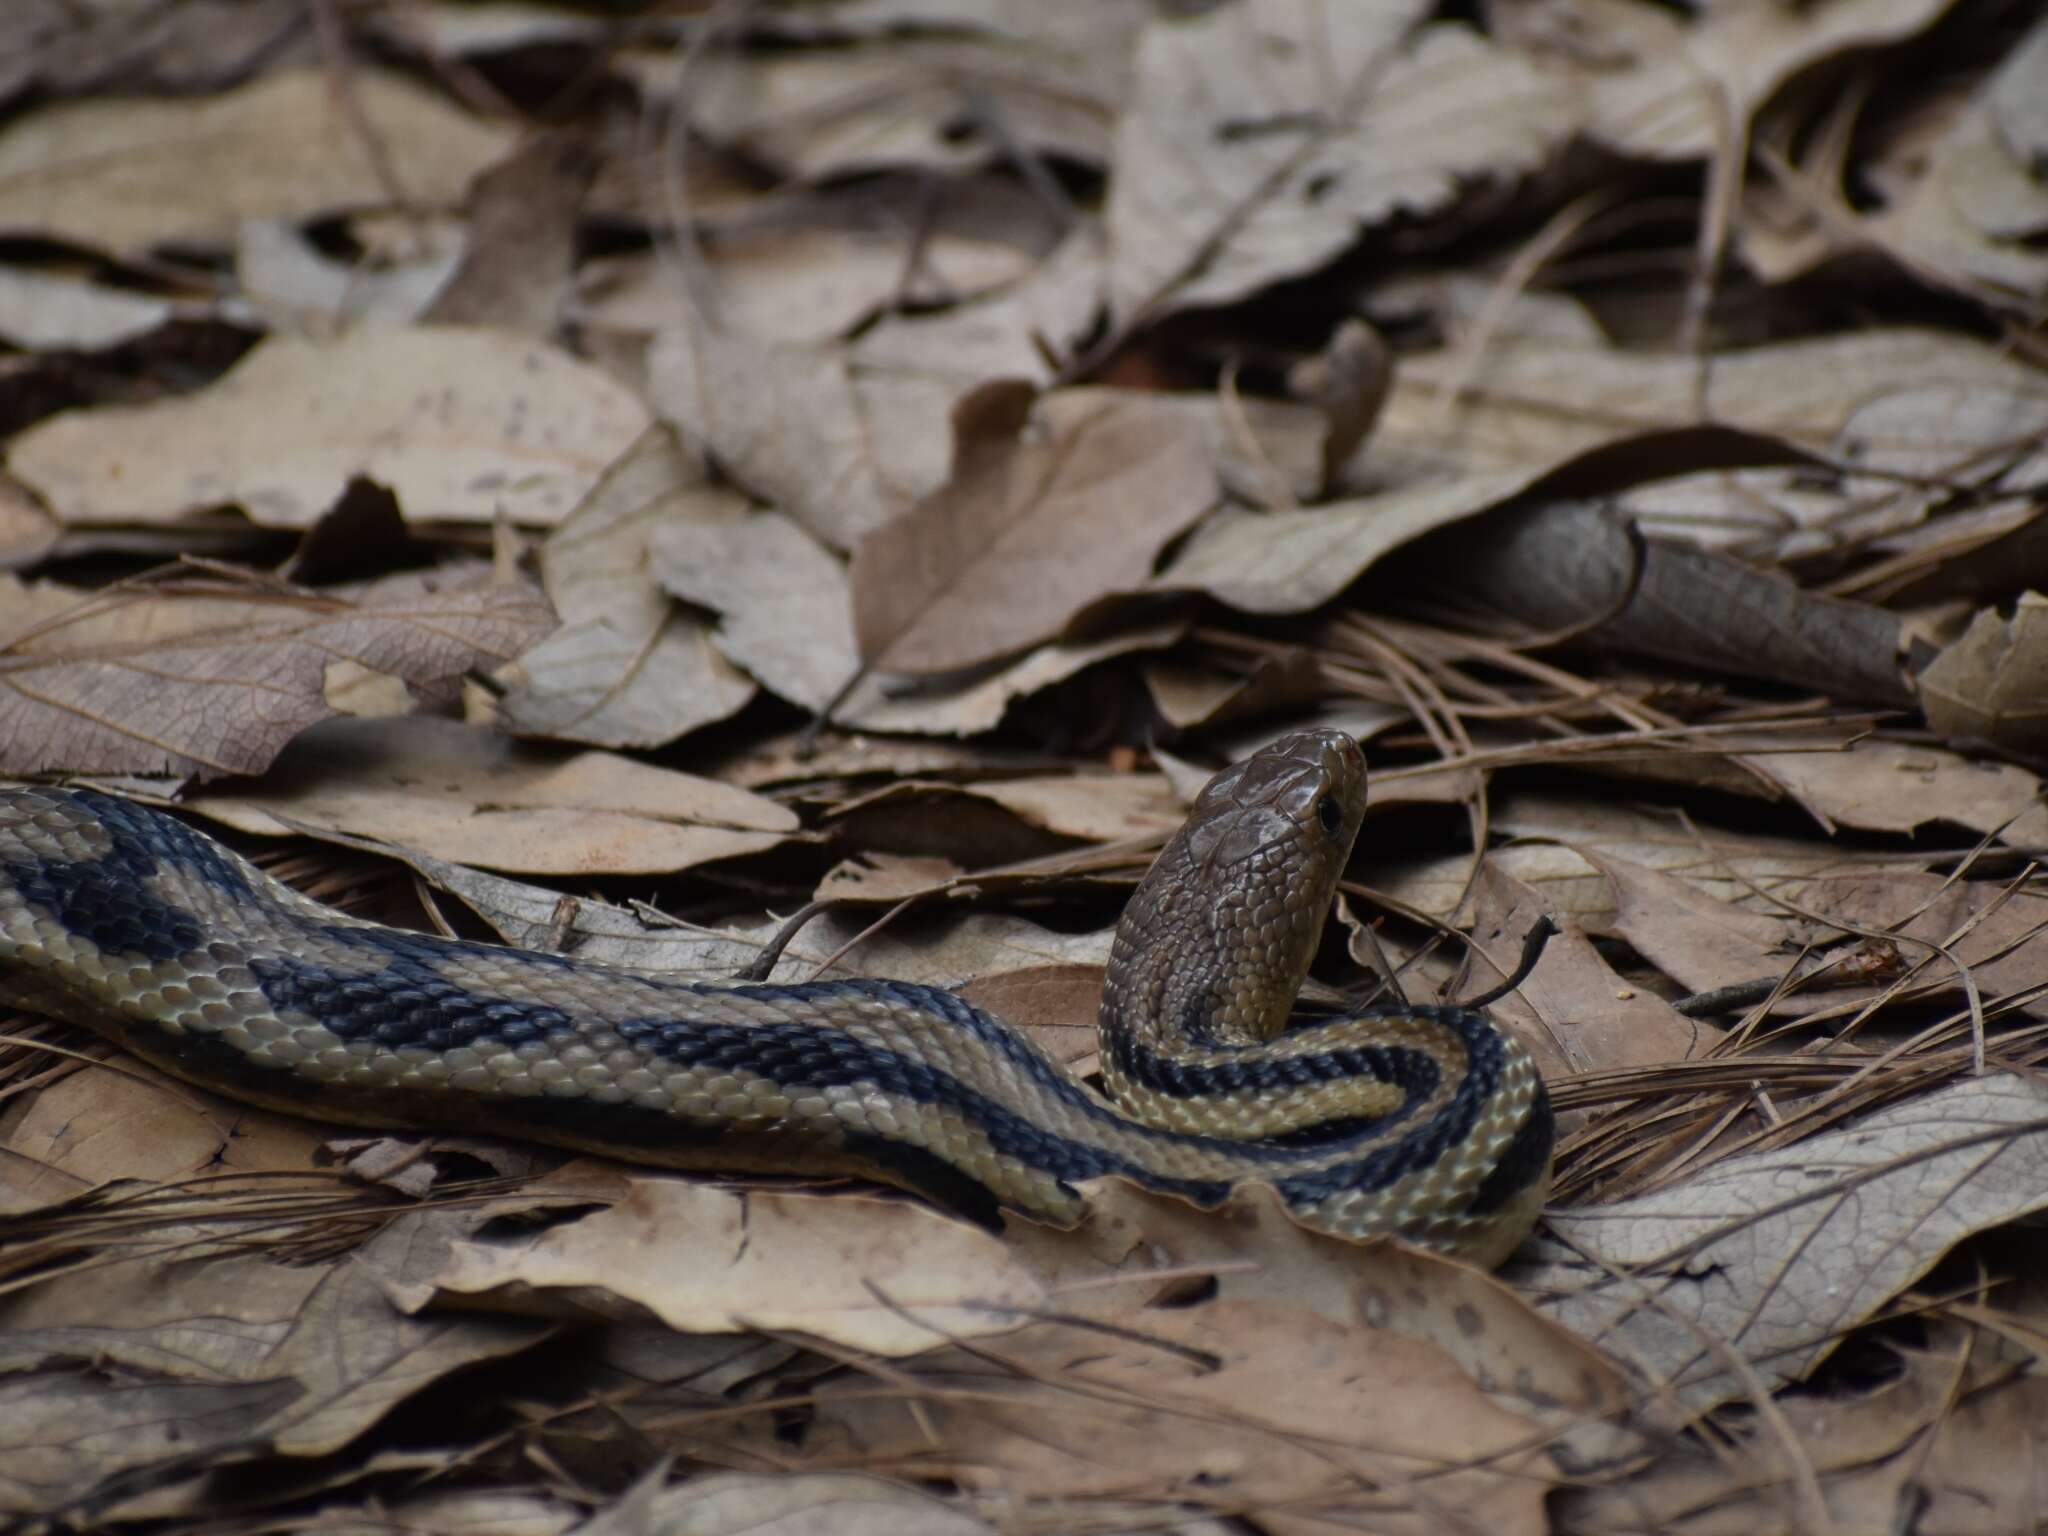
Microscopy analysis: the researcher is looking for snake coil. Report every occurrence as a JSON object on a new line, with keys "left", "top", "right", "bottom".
{"left": 0, "top": 731, "right": 1551, "bottom": 1265}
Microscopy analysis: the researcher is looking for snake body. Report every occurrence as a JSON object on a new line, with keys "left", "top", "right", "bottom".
{"left": 0, "top": 731, "right": 1552, "bottom": 1265}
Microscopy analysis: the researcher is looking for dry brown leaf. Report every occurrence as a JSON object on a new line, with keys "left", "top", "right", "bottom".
{"left": 1565, "top": 0, "right": 1954, "bottom": 162}
{"left": 1370, "top": 789, "right": 1909, "bottom": 922}
{"left": 425, "top": 130, "right": 596, "bottom": 334}
{"left": 1562, "top": 1323, "right": 2048, "bottom": 1532}
{"left": 1469, "top": 863, "right": 1710, "bottom": 1083}
{"left": 808, "top": 1299, "right": 1552, "bottom": 1536}
{"left": 579, "top": 180, "right": 1057, "bottom": 346}
{"left": 1582, "top": 850, "right": 1788, "bottom": 998}
{"left": 3, "top": 1058, "right": 327, "bottom": 1186}
{"left": 1108, "top": 6, "right": 1580, "bottom": 318}
{"left": 646, "top": 314, "right": 957, "bottom": 550}
{"left": 1920, "top": 591, "right": 2048, "bottom": 752}
{"left": 851, "top": 382, "right": 1217, "bottom": 673}
{"left": 956, "top": 963, "right": 1104, "bottom": 1063}
{"left": 235, "top": 214, "right": 462, "bottom": 332}
{"left": 652, "top": 507, "right": 858, "bottom": 711}
{"left": 500, "top": 430, "right": 758, "bottom": 749}
{"left": 1035, "top": 385, "right": 1332, "bottom": 507}
{"left": 675, "top": 28, "right": 1128, "bottom": 180}
{"left": 0, "top": 268, "right": 184, "bottom": 351}
{"left": 851, "top": 223, "right": 1107, "bottom": 385}
{"left": 837, "top": 619, "right": 1188, "bottom": 736}
{"left": 1755, "top": 736, "right": 2048, "bottom": 845}
{"left": 399, "top": 1168, "right": 1051, "bottom": 1357}
{"left": 579, "top": 1471, "right": 997, "bottom": 1536}
{"left": 11, "top": 326, "right": 652, "bottom": 529}
{"left": 186, "top": 714, "right": 795, "bottom": 878}
{"left": 0, "top": 563, "right": 555, "bottom": 780}
{"left": 1530, "top": 1071, "right": 2048, "bottom": 1412}
{"left": 0, "top": 66, "right": 512, "bottom": 255}
{"left": 0, "top": 1216, "right": 548, "bottom": 1517}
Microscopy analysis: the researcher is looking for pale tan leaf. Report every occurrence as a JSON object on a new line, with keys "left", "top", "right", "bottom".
{"left": 1466, "top": 863, "right": 1707, "bottom": 1082}
{"left": 0, "top": 1218, "right": 546, "bottom": 1513}
{"left": 1531, "top": 1072, "right": 2048, "bottom": 1411}
{"left": 0, "top": 269, "right": 182, "bottom": 350}
{"left": 1919, "top": 592, "right": 2048, "bottom": 753}
{"left": 837, "top": 618, "right": 1188, "bottom": 736}
{"left": 810, "top": 1299, "right": 1552, "bottom": 1536}
{"left": 1156, "top": 468, "right": 1536, "bottom": 613}
{"left": 235, "top": 215, "right": 461, "bottom": 331}
{"left": 1581, "top": 850, "right": 1788, "bottom": 998}
{"left": 500, "top": 430, "right": 758, "bottom": 749}
{"left": 410, "top": 1170, "right": 1051, "bottom": 1356}
{"left": 0, "top": 563, "right": 555, "bottom": 780}
{"left": 0, "top": 67, "right": 513, "bottom": 255}
{"left": 851, "top": 223, "right": 1107, "bottom": 386}
{"left": 11, "top": 327, "right": 652, "bottom": 529}
{"left": 579, "top": 180, "right": 1055, "bottom": 346}
{"left": 1108, "top": 7, "right": 1580, "bottom": 318}
{"left": 580, "top": 1472, "right": 996, "bottom": 1536}
{"left": 646, "top": 315, "right": 957, "bottom": 550}
{"left": 2, "top": 1061, "right": 327, "bottom": 1186}
{"left": 652, "top": 508, "right": 858, "bottom": 711}
{"left": 186, "top": 715, "right": 796, "bottom": 878}
{"left": 852, "top": 382, "right": 1217, "bottom": 673}
{"left": 1566, "top": 0, "right": 1954, "bottom": 162}
{"left": 676, "top": 31, "right": 1128, "bottom": 180}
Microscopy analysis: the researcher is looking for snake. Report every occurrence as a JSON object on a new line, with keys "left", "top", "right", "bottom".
{"left": 0, "top": 730, "right": 1552, "bottom": 1266}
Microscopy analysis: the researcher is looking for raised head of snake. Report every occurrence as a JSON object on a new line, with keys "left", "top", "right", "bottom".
{"left": 0, "top": 730, "right": 1551, "bottom": 1265}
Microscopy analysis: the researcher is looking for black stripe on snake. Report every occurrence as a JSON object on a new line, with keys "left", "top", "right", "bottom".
{"left": 0, "top": 730, "right": 1553, "bottom": 1266}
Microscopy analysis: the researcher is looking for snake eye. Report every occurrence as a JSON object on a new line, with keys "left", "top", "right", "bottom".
{"left": 1315, "top": 793, "right": 1344, "bottom": 835}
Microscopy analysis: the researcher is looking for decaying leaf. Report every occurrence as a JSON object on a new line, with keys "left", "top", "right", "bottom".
{"left": 0, "top": 66, "right": 513, "bottom": 255}
{"left": 186, "top": 714, "right": 796, "bottom": 877}
{"left": 1108, "top": 5, "right": 1580, "bottom": 318}
{"left": 647, "top": 313, "right": 957, "bottom": 550}
{"left": 0, "top": 1217, "right": 549, "bottom": 1518}
{"left": 500, "top": 429, "right": 758, "bottom": 749}
{"left": 1531, "top": 1072, "right": 2048, "bottom": 1411}
{"left": 10, "top": 326, "right": 653, "bottom": 529}
{"left": 0, "top": 562, "right": 555, "bottom": 779}
{"left": 851, "top": 382, "right": 1218, "bottom": 673}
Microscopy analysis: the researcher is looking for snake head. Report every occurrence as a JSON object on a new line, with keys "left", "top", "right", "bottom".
{"left": 1104, "top": 729, "right": 1369, "bottom": 1047}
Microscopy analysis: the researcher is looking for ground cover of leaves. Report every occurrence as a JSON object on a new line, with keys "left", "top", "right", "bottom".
{"left": 1, "top": 2, "right": 2046, "bottom": 1532}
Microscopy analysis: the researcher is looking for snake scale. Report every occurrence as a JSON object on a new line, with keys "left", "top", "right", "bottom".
{"left": 0, "top": 730, "right": 1552, "bottom": 1266}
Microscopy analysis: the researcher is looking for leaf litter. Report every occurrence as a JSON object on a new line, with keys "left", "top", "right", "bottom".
{"left": 0, "top": 2, "right": 2046, "bottom": 1531}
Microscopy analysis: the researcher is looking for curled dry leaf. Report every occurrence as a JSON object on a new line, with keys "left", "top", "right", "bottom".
{"left": 647, "top": 314, "right": 957, "bottom": 550}
{"left": 1465, "top": 862, "right": 1705, "bottom": 1082}
{"left": 1919, "top": 591, "right": 2048, "bottom": 751}
{"left": 0, "top": 1217, "right": 548, "bottom": 1517}
{"left": 1108, "top": 5, "right": 1580, "bottom": 319}
{"left": 851, "top": 381, "right": 1218, "bottom": 674}
{"left": 403, "top": 1169, "right": 1052, "bottom": 1357}
{"left": 10, "top": 326, "right": 653, "bottom": 529}
{"left": 0, "top": 563, "right": 555, "bottom": 780}
{"left": 653, "top": 507, "right": 859, "bottom": 712}
{"left": 1530, "top": 1072, "right": 2048, "bottom": 1412}
{"left": 500, "top": 429, "right": 758, "bottom": 749}
{"left": 808, "top": 1300, "right": 1551, "bottom": 1536}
